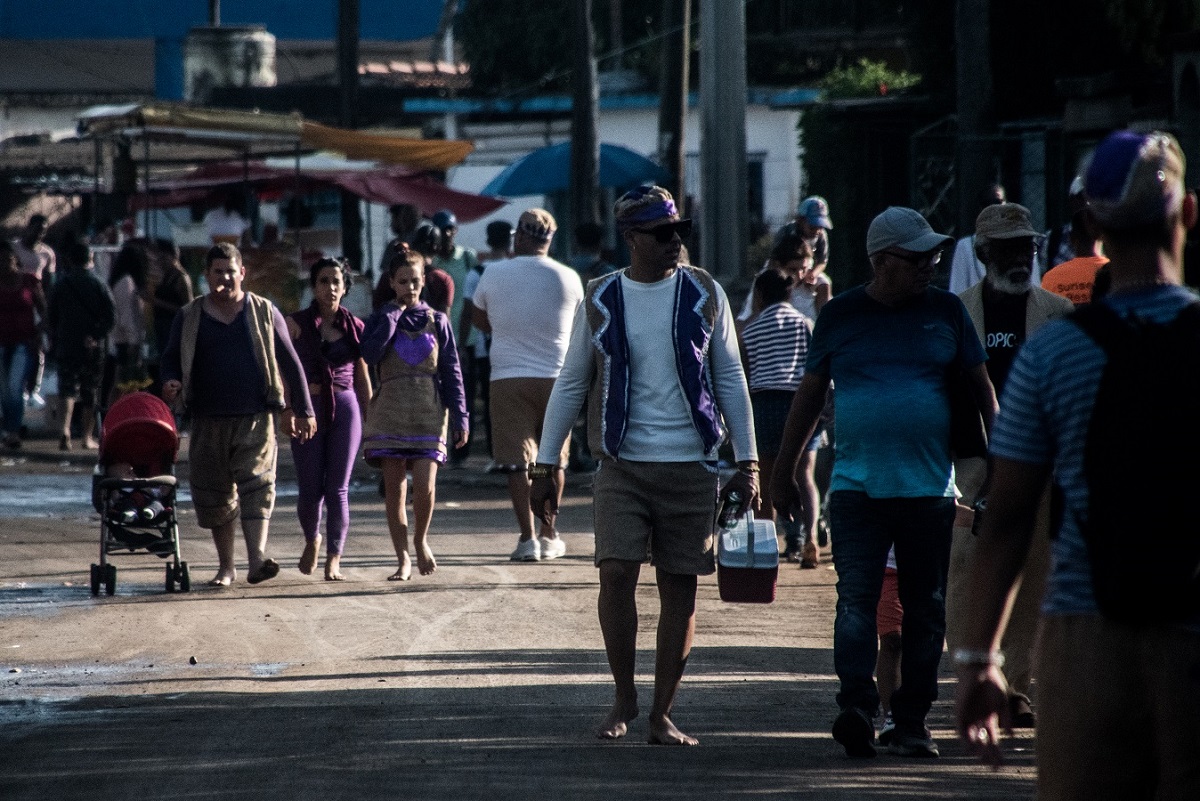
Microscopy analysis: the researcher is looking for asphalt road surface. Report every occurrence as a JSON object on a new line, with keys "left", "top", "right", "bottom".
{"left": 0, "top": 444, "right": 1036, "bottom": 800}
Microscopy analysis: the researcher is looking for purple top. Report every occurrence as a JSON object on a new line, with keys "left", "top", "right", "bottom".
{"left": 291, "top": 304, "right": 364, "bottom": 389}
{"left": 361, "top": 301, "right": 469, "bottom": 433}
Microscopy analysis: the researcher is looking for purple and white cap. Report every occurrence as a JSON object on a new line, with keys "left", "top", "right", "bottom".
{"left": 614, "top": 185, "right": 683, "bottom": 232}
{"left": 1085, "top": 130, "right": 1186, "bottom": 231}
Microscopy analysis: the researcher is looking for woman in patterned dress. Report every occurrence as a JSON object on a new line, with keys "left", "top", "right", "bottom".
{"left": 360, "top": 246, "right": 468, "bottom": 580}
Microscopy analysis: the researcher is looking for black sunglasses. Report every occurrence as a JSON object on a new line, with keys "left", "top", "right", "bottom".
{"left": 883, "top": 249, "right": 942, "bottom": 267}
{"left": 634, "top": 220, "right": 692, "bottom": 243}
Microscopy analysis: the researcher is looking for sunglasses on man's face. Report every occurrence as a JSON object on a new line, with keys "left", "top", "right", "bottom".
{"left": 634, "top": 220, "right": 692, "bottom": 243}
{"left": 883, "top": 249, "right": 942, "bottom": 268}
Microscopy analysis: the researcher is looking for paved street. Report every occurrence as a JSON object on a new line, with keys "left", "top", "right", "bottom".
{"left": 0, "top": 431, "right": 1035, "bottom": 800}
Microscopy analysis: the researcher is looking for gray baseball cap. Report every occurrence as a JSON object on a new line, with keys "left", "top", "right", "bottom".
{"left": 866, "top": 206, "right": 953, "bottom": 256}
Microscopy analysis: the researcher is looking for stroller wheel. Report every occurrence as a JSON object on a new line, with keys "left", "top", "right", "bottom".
{"left": 104, "top": 563, "right": 117, "bottom": 596}
{"left": 90, "top": 564, "right": 101, "bottom": 596}
{"left": 179, "top": 562, "right": 191, "bottom": 593}
{"left": 165, "top": 563, "right": 176, "bottom": 593}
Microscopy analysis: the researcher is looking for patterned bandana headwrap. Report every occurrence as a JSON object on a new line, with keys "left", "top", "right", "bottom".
{"left": 615, "top": 185, "right": 679, "bottom": 232}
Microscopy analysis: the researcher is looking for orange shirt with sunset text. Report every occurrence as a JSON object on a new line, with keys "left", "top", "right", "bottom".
{"left": 1041, "top": 256, "right": 1109, "bottom": 306}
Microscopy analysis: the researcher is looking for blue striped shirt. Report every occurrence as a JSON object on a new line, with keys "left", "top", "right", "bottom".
{"left": 742, "top": 302, "right": 811, "bottom": 391}
{"left": 990, "top": 284, "right": 1200, "bottom": 616}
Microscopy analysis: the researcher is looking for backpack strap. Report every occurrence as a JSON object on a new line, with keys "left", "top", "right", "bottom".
{"left": 1069, "top": 300, "right": 1127, "bottom": 355}
{"left": 1073, "top": 299, "right": 1200, "bottom": 355}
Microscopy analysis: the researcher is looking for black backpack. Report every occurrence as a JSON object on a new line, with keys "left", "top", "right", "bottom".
{"left": 1069, "top": 300, "right": 1200, "bottom": 625}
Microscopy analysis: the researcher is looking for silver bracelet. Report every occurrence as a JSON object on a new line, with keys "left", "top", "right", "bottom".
{"left": 952, "top": 648, "right": 1005, "bottom": 668}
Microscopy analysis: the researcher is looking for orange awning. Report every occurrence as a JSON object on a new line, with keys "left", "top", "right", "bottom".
{"left": 301, "top": 122, "right": 472, "bottom": 171}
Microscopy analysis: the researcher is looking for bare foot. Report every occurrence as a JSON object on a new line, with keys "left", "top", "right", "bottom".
{"left": 82, "top": 437, "right": 99, "bottom": 450}
{"left": 596, "top": 701, "right": 639, "bottom": 739}
{"left": 387, "top": 553, "right": 412, "bottom": 581}
{"left": 324, "top": 554, "right": 344, "bottom": 581}
{"left": 208, "top": 568, "right": 235, "bottom": 587}
{"left": 298, "top": 537, "right": 321, "bottom": 575}
{"left": 647, "top": 715, "right": 699, "bottom": 746}
{"left": 415, "top": 542, "right": 437, "bottom": 575}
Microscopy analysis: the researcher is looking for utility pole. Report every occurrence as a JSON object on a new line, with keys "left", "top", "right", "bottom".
{"left": 570, "top": 0, "right": 601, "bottom": 231}
{"left": 657, "top": 0, "right": 689, "bottom": 207}
{"left": 955, "top": 0, "right": 992, "bottom": 237}
{"left": 432, "top": 1, "right": 460, "bottom": 140}
{"left": 699, "top": 0, "right": 747, "bottom": 280}
{"left": 607, "top": 0, "right": 623, "bottom": 71}
{"left": 337, "top": 0, "right": 363, "bottom": 270}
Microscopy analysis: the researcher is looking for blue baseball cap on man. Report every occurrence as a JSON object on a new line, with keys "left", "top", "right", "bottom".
{"left": 797, "top": 196, "right": 833, "bottom": 230}
{"left": 431, "top": 209, "right": 457, "bottom": 230}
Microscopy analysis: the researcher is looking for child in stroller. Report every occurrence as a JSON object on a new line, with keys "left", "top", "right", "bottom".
{"left": 90, "top": 391, "right": 189, "bottom": 595}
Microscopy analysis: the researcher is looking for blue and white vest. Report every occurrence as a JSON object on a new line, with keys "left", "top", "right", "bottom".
{"left": 584, "top": 266, "right": 725, "bottom": 459}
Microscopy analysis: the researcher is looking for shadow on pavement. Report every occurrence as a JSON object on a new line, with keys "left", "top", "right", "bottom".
{"left": 1, "top": 645, "right": 1035, "bottom": 801}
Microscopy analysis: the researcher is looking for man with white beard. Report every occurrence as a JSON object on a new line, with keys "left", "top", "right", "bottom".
{"left": 944, "top": 202, "right": 1073, "bottom": 729}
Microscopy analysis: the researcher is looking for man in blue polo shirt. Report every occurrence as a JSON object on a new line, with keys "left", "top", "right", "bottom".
{"left": 772, "top": 206, "right": 996, "bottom": 759}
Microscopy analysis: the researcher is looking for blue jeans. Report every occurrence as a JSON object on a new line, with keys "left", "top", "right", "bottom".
{"left": 829, "top": 490, "right": 955, "bottom": 733}
{"left": 0, "top": 342, "right": 31, "bottom": 436}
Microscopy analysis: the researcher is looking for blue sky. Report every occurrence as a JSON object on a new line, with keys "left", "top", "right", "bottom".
{"left": 0, "top": 0, "right": 443, "bottom": 40}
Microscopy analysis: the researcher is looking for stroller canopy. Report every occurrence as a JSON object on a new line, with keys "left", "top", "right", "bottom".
{"left": 100, "top": 392, "right": 179, "bottom": 475}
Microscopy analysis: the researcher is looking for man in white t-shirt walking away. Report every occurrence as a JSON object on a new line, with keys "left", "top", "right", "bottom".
{"left": 471, "top": 209, "right": 583, "bottom": 561}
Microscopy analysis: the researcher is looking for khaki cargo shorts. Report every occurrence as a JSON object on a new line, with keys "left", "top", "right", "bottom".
{"left": 489, "top": 377, "right": 570, "bottom": 470}
{"left": 188, "top": 412, "right": 277, "bottom": 529}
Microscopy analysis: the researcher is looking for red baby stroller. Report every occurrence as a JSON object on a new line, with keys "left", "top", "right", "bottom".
{"left": 90, "top": 391, "right": 190, "bottom": 595}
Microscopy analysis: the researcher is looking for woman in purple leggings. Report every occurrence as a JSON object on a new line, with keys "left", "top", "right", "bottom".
{"left": 286, "top": 258, "right": 372, "bottom": 580}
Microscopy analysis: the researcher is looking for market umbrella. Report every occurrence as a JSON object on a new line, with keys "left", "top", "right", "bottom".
{"left": 481, "top": 142, "right": 671, "bottom": 197}
{"left": 130, "top": 159, "right": 506, "bottom": 222}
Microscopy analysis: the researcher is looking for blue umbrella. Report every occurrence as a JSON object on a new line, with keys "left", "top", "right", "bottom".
{"left": 481, "top": 141, "right": 671, "bottom": 197}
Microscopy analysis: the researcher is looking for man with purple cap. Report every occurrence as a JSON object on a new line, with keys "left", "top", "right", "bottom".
{"left": 772, "top": 206, "right": 995, "bottom": 759}
{"left": 529, "top": 185, "right": 757, "bottom": 746}
{"left": 955, "top": 131, "right": 1200, "bottom": 795}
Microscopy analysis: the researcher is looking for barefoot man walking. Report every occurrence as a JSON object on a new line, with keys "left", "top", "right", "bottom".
{"left": 161, "top": 243, "right": 315, "bottom": 586}
{"left": 530, "top": 187, "right": 758, "bottom": 745}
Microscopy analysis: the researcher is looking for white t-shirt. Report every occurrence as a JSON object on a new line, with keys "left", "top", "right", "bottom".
{"left": 737, "top": 269, "right": 831, "bottom": 323}
{"left": 203, "top": 208, "right": 250, "bottom": 240}
{"left": 472, "top": 254, "right": 584, "bottom": 380}
{"left": 11, "top": 239, "right": 55, "bottom": 281}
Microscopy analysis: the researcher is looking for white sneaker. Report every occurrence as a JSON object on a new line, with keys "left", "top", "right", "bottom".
{"left": 539, "top": 536, "right": 566, "bottom": 560}
{"left": 878, "top": 714, "right": 896, "bottom": 747}
{"left": 510, "top": 537, "right": 541, "bottom": 562}
{"left": 25, "top": 392, "right": 46, "bottom": 410}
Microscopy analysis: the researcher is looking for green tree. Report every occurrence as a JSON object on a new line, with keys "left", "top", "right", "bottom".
{"left": 821, "top": 58, "right": 921, "bottom": 100}
{"left": 458, "top": 0, "right": 667, "bottom": 95}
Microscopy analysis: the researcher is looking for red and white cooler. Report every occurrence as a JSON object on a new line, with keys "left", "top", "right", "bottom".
{"left": 717, "top": 513, "right": 779, "bottom": 603}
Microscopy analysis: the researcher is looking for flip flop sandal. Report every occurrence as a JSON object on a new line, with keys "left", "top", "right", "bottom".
{"left": 247, "top": 558, "right": 280, "bottom": 584}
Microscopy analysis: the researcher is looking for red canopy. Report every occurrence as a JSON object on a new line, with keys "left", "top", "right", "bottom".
{"left": 131, "top": 161, "right": 505, "bottom": 222}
